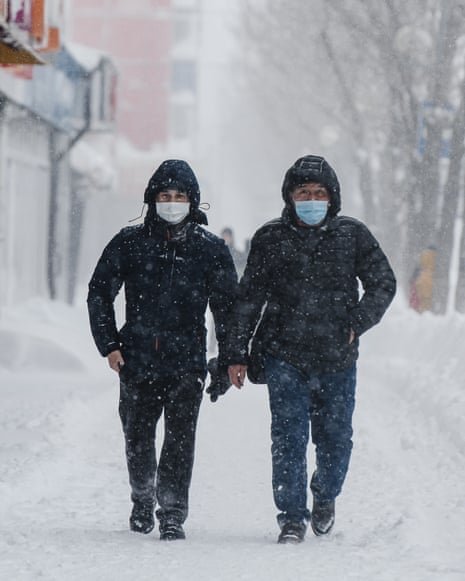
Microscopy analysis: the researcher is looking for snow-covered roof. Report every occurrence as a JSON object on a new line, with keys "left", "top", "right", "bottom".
{"left": 65, "top": 41, "right": 112, "bottom": 72}
{"left": 70, "top": 139, "right": 115, "bottom": 190}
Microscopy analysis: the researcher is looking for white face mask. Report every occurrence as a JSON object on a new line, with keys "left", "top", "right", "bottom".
{"left": 156, "top": 202, "right": 190, "bottom": 224}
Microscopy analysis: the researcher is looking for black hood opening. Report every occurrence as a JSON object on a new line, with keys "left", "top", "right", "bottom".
{"left": 281, "top": 155, "right": 341, "bottom": 217}
{"left": 143, "top": 159, "right": 207, "bottom": 225}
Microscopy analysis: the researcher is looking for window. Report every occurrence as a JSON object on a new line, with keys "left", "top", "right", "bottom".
{"left": 171, "top": 59, "right": 196, "bottom": 93}
{"left": 173, "top": 14, "right": 193, "bottom": 45}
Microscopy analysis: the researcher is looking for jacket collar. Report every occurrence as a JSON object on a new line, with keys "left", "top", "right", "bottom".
{"left": 143, "top": 214, "right": 194, "bottom": 240}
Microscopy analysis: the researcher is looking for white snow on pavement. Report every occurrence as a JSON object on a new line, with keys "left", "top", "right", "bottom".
{"left": 0, "top": 296, "right": 464, "bottom": 581}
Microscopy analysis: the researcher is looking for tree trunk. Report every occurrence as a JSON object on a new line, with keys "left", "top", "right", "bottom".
{"left": 431, "top": 103, "right": 465, "bottom": 313}
{"left": 454, "top": 225, "right": 465, "bottom": 312}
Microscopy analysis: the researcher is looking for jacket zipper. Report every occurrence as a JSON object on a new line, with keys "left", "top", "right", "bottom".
{"left": 169, "top": 247, "right": 176, "bottom": 291}
{"left": 155, "top": 228, "right": 176, "bottom": 352}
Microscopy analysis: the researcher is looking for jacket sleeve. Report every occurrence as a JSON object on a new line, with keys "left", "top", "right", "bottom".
{"left": 349, "top": 223, "right": 397, "bottom": 337}
{"left": 222, "top": 230, "right": 270, "bottom": 365}
{"left": 207, "top": 241, "right": 238, "bottom": 366}
{"left": 87, "top": 234, "right": 125, "bottom": 357}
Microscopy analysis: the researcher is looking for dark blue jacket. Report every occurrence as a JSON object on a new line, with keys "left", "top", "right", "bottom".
{"left": 87, "top": 217, "right": 237, "bottom": 383}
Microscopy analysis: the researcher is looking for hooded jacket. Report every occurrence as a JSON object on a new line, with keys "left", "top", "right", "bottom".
{"left": 224, "top": 155, "right": 396, "bottom": 379}
{"left": 87, "top": 160, "right": 237, "bottom": 382}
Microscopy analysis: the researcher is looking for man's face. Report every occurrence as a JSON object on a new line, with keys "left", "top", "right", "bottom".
{"left": 156, "top": 189, "right": 189, "bottom": 203}
{"left": 290, "top": 182, "right": 330, "bottom": 203}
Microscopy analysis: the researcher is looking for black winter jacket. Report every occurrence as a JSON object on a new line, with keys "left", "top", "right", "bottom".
{"left": 224, "top": 208, "right": 396, "bottom": 379}
{"left": 87, "top": 218, "right": 237, "bottom": 383}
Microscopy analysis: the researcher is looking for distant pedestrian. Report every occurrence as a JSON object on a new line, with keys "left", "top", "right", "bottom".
{"left": 225, "top": 155, "right": 396, "bottom": 543}
{"left": 409, "top": 246, "right": 436, "bottom": 313}
{"left": 221, "top": 227, "right": 248, "bottom": 276}
{"left": 87, "top": 159, "right": 236, "bottom": 541}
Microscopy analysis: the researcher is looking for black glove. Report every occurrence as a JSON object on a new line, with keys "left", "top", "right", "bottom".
{"left": 206, "top": 357, "right": 231, "bottom": 402}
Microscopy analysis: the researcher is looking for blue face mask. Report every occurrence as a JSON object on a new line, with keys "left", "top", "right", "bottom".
{"left": 295, "top": 200, "right": 329, "bottom": 226}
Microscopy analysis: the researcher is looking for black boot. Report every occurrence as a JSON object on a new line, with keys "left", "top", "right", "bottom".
{"left": 277, "top": 521, "right": 307, "bottom": 544}
{"left": 159, "top": 521, "right": 186, "bottom": 541}
{"left": 129, "top": 501, "right": 155, "bottom": 534}
{"left": 311, "top": 500, "right": 335, "bottom": 536}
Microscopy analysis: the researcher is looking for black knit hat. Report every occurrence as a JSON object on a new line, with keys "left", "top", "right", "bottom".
{"left": 143, "top": 159, "right": 207, "bottom": 224}
{"left": 281, "top": 155, "right": 341, "bottom": 216}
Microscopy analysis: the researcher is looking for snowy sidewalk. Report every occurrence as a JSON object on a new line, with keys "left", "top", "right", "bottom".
{"left": 0, "top": 299, "right": 464, "bottom": 580}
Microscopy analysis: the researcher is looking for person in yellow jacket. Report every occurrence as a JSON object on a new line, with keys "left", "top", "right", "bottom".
{"left": 409, "top": 246, "right": 436, "bottom": 313}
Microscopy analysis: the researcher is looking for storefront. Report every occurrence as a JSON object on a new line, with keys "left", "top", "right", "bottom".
{"left": 0, "top": 40, "right": 117, "bottom": 308}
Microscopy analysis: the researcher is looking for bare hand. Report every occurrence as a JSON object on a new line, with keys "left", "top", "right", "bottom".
{"left": 228, "top": 364, "right": 247, "bottom": 389}
{"left": 108, "top": 350, "right": 125, "bottom": 373}
{"left": 349, "top": 329, "right": 355, "bottom": 344}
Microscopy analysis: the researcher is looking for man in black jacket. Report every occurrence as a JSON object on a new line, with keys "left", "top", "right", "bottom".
{"left": 226, "top": 155, "right": 396, "bottom": 544}
{"left": 87, "top": 160, "right": 236, "bottom": 541}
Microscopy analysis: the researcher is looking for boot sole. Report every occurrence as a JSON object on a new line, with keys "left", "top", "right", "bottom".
{"left": 278, "top": 535, "right": 305, "bottom": 544}
{"left": 310, "top": 520, "right": 334, "bottom": 536}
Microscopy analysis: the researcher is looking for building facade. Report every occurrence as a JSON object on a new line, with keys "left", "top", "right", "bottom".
{"left": 70, "top": 0, "right": 200, "bottom": 152}
{"left": 0, "top": 1, "right": 118, "bottom": 309}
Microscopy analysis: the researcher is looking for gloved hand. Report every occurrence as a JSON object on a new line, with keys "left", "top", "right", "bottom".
{"left": 206, "top": 357, "right": 232, "bottom": 402}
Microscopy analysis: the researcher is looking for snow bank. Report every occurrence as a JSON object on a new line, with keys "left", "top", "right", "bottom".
{"left": 0, "top": 329, "right": 84, "bottom": 372}
{"left": 364, "top": 297, "right": 465, "bottom": 453}
{"left": 0, "top": 297, "right": 101, "bottom": 373}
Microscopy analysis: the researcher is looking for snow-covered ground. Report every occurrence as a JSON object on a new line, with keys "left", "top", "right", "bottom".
{"left": 0, "top": 295, "right": 464, "bottom": 581}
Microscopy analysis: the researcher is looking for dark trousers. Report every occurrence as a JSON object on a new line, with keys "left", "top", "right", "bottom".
{"left": 264, "top": 355, "right": 356, "bottom": 526}
{"left": 119, "top": 372, "right": 204, "bottom": 525}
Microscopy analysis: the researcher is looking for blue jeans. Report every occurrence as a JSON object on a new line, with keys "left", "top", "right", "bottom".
{"left": 264, "top": 355, "right": 356, "bottom": 526}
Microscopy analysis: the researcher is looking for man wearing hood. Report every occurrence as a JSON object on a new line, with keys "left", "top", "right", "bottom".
{"left": 225, "top": 155, "right": 396, "bottom": 544}
{"left": 87, "top": 160, "right": 236, "bottom": 541}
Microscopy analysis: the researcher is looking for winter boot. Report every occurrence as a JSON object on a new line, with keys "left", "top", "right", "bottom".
{"left": 129, "top": 501, "right": 155, "bottom": 534}
{"left": 311, "top": 500, "right": 335, "bottom": 536}
{"left": 159, "top": 521, "right": 186, "bottom": 541}
{"left": 277, "top": 521, "right": 307, "bottom": 544}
